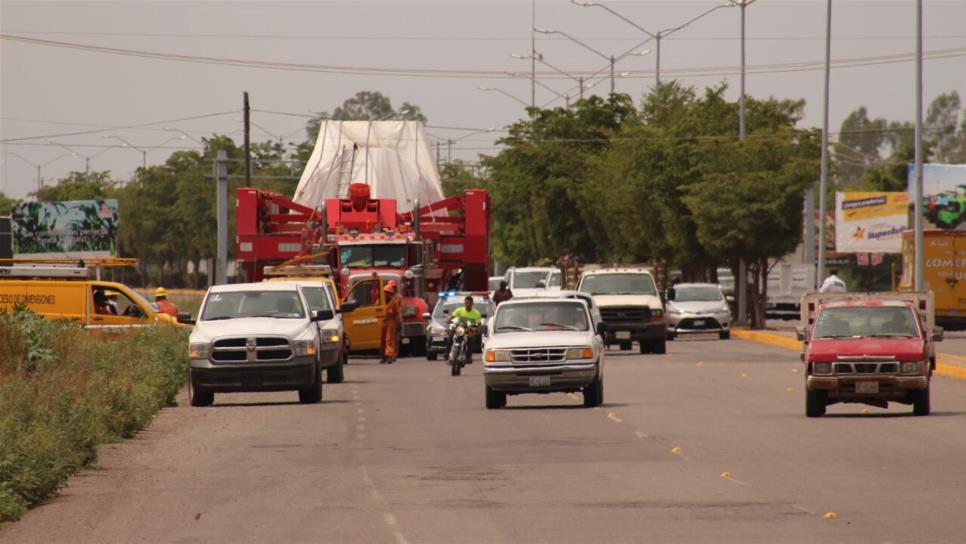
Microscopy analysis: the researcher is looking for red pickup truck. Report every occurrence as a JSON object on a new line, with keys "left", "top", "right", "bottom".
{"left": 797, "top": 292, "right": 943, "bottom": 417}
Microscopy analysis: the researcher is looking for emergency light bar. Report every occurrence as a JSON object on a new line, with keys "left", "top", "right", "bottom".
{"left": 0, "top": 266, "right": 93, "bottom": 279}
{"left": 263, "top": 264, "right": 333, "bottom": 277}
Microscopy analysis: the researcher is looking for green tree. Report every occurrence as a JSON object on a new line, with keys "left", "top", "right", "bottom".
{"left": 0, "top": 192, "right": 20, "bottom": 215}
{"left": 306, "top": 91, "right": 428, "bottom": 141}
{"left": 834, "top": 107, "right": 887, "bottom": 186}
{"left": 925, "top": 91, "right": 962, "bottom": 163}
{"left": 439, "top": 160, "right": 485, "bottom": 197}
{"left": 33, "top": 171, "right": 116, "bottom": 201}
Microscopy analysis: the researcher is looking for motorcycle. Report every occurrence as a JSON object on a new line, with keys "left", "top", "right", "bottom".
{"left": 447, "top": 319, "right": 476, "bottom": 376}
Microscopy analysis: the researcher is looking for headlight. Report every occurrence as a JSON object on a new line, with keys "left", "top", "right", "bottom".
{"left": 566, "top": 346, "right": 594, "bottom": 360}
{"left": 812, "top": 362, "right": 832, "bottom": 375}
{"left": 485, "top": 350, "right": 511, "bottom": 362}
{"left": 293, "top": 340, "right": 317, "bottom": 356}
{"left": 901, "top": 361, "right": 920, "bottom": 374}
{"left": 650, "top": 309, "right": 664, "bottom": 320}
{"left": 189, "top": 342, "right": 210, "bottom": 359}
{"left": 321, "top": 329, "right": 340, "bottom": 344}
{"left": 456, "top": 325, "right": 466, "bottom": 335}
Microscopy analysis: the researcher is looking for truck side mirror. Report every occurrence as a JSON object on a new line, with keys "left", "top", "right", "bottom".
{"left": 932, "top": 326, "right": 944, "bottom": 342}
{"left": 665, "top": 288, "right": 675, "bottom": 301}
{"left": 339, "top": 301, "right": 358, "bottom": 313}
{"left": 312, "top": 309, "right": 335, "bottom": 322}
{"left": 177, "top": 312, "right": 195, "bottom": 325}
{"left": 795, "top": 326, "right": 806, "bottom": 343}
{"left": 596, "top": 322, "right": 608, "bottom": 336}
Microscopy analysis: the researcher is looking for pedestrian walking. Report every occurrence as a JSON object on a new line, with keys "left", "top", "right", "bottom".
{"left": 493, "top": 280, "right": 513, "bottom": 306}
{"left": 380, "top": 280, "right": 402, "bottom": 364}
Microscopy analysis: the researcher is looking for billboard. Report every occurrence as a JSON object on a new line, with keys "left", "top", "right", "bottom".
{"left": 908, "top": 163, "right": 966, "bottom": 230}
{"left": 12, "top": 200, "right": 119, "bottom": 258}
{"left": 834, "top": 192, "right": 908, "bottom": 253}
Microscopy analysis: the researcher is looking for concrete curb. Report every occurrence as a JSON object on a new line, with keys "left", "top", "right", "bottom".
{"left": 732, "top": 328, "right": 966, "bottom": 381}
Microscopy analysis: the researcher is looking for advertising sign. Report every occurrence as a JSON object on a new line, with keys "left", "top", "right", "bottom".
{"left": 12, "top": 200, "right": 119, "bottom": 258}
{"left": 835, "top": 192, "right": 908, "bottom": 253}
{"left": 908, "top": 163, "right": 966, "bottom": 230}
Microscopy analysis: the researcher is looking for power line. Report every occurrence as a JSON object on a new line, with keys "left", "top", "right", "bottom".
{"left": 3, "top": 33, "right": 964, "bottom": 81}
{"left": 0, "top": 111, "right": 237, "bottom": 143}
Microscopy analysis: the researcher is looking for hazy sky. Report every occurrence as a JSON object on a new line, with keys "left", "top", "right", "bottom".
{"left": 2, "top": 0, "right": 965, "bottom": 199}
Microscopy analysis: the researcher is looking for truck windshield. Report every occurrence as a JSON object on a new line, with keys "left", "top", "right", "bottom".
{"left": 494, "top": 301, "right": 588, "bottom": 332}
{"left": 813, "top": 306, "right": 919, "bottom": 339}
{"left": 579, "top": 274, "right": 657, "bottom": 296}
{"left": 675, "top": 286, "right": 724, "bottom": 302}
{"left": 200, "top": 290, "right": 306, "bottom": 320}
{"left": 513, "top": 271, "right": 551, "bottom": 289}
{"left": 340, "top": 244, "right": 406, "bottom": 268}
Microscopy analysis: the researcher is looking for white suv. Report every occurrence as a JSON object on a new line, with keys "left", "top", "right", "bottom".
{"left": 188, "top": 282, "right": 334, "bottom": 406}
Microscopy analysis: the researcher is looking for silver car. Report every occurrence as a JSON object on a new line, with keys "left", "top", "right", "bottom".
{"left": 482, "top": 298, "right": 606, "bottom": 409}
{"left": 665, "top": 283, "right": 732, "bottom": 340}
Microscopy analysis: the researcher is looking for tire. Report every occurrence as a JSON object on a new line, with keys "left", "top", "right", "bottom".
{"left": 188, "top": 370, "right": 214, "bottom": 407}
{"left": 299, "top": 363, "right": 323, "bottom": 404}
{"left": 650, "top": 339, "right": 667, "bottom": 355}
{"left": 719, "top": 330, "right": 731, "bottom": 340}
{"left": 667, "top": 331, "right": 676, "bottom": 341}
{"left": 619, "top": 341, "right": 632, "bottom": 351}
{"left": 485, "top": 385, "right": 506, "bottom": 409}
{"left": 583, "top": 371, "right": 603, "bottom": 408}
{"left": 639, "top": 341, "right": 649, "bottom": 354}
{"left": 912, "top": 385, "right": 931, "bottom": 416}
{"left": 326, "top": 353, "right": 345, "bottom": 384}
{"left": 805, "top": 388, "right": 826, "bottom": 417}
{"left": 410, "top": 336, "right": 426, "bottom": 357}
{"left": 427, "top": 351, "right": 438, "bottom": 361}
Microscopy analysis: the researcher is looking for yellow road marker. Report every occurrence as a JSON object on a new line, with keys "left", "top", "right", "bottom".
{"left": 607, "top": 412, "right": 623, "bottom": 423}
{"left": 786, "top": 386, "right": 794, "bottom": 393}
{"left": 861, "top": 408, "right": 870, "bottom": 414}
{"left": 791, "top": 368, "right": 800, "bottom": 373}
{"left": 720, "top": 471, "right": 732, "bottom": 478}
{"left": 740, "top": 373, "right": 748, "bottom": 379}
{"left": 671, "top": 447, "right": 682, "bottom": 454}
{"left": 824, "top": 512, "right": 838, "bottom": 520}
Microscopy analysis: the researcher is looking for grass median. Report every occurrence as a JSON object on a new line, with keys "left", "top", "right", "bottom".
{"left": 0, "top": 308, "right": 188, "bottom": 522}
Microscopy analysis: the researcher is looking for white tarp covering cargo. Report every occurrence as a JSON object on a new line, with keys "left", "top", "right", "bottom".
{"left": 293, "top": 120, "right": 444, "bottom": 213}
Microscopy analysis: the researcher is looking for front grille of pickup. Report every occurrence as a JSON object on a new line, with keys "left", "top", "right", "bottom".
{"left": 600, "top": 307, "right": 650, "bottom": 322}
{"left": 211, "top": 337, "right": 292, "bottom": 363}
{"left": 511, "top": 348, "right": 567, "bottom": 364}
{"left": 833, "top": 362, "right": 899, "bottom": 374}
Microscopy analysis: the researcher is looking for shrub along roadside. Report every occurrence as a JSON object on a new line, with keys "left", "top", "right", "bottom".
{"left": 0, "top": 309, "right": 188, "bottom": 522}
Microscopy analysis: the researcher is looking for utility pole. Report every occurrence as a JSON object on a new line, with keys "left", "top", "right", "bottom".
{"left": 655, "top": 36, "right": 661, "bottom": 88}
{"left": 817, "top": 0, "right": 833, "bottom": 289}
{"left": 531, "top": 0, "right": 536, "bottom": 112}
{"left": 609, "top": 55, "right": 615, "bottom": 95}
{"left": 243, "top": 92, "right": 252, "bottom": 186}
{"left": 579, "top": 77, "right": 584, "bottom": 99}
{"left": 736, "top": 1, "right": 748, "bottom": 326}
{"left": 447, "top": 140, "right": 453, "bottom": 165}
{"left": 215, "top": 150, "right": 229, "bottom": 285}
{"left": 914, "top": 0, "right": 925, "bottom": 291}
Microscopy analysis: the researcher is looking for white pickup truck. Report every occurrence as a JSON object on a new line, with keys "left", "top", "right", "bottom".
{"left": 577, "top": 268, "right": 667, "bottom": 354}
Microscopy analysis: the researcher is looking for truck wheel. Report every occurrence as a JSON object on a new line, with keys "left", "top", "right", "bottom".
{"left": 650, "top": 339, "right": 667, "bottom": 355}
{"left": 188, "top": 370, "right": 214, "bottom": 407}
{"left": 667, "top": 331, "right": 676, "bottom": 341}
{"left": 805, "top": 388, "right": 826, "bottom": 417}
{"left": 427, "top": 351, "right": 438, "bottom": 361}
{"left": 619, "top": 342, "right": 632, "bottom": 351}
{"left": 326, "top": 353, "right": 345, "bottom": 384}
{"left": 299, "top": 363, "right": 323, "bottom": 404}
{"left": 912, "top": 385, "right": 931, "bottom": 416}
{"left": 583, "top": 372, "right": 603, "bottom": 408}
{"left": 639, "top": 341, "right": 649, "bottom": 354}
{"left": 719, "top": 330, "right": 731, "bottom": 340}
{"left": 410, "top": 336, "right": 426, "bottom": 357}
{"left": 485, "top": 386, "right": 506, "bottom": 409}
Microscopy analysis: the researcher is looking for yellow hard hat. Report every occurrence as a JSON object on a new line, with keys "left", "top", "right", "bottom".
{"left": 154, "top": 287, "right": 168, "bottom": 298}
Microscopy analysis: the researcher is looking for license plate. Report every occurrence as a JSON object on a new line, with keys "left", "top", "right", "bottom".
{"left": 615, "top": 331, "right": 631, "bottom": 340}
{"left": 856, "top": 381, "right": 879, "bottom": 394}
{"left": 693, "top": 320, "right": 705, "bottom": 327}
{"left": 401, "top": 338, "right": 410, "bottom": 344}
{"left": 529, "top": 376, "right": 551, "bottom": 387}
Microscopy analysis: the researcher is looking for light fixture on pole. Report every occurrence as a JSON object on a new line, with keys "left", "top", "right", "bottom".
{"left": 478, "top": 86, "right": 531, "bottom": 108}
{"left": 9, "top": 152, "right": 72, "bottom": 191}
{"left": 163, "top": 127, "right": 205, "bottom": 145}
{"left": 534, "top": 27, "right": 649, "bottom": 95}
{"left": 507, "top": 72, "right": 572, "bottom": 106}
{"left": 104, "top": 135, "right": 147, "bottom": 169}
{"left": 44, "top": 140, "right": 113, "bottom": 175}
{"left": 571, "top": 0, "right": 734, "bottom": 89}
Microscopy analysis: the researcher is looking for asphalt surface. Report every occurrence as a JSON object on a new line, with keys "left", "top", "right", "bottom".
{"left": 4, "top": 337, "right": 966, "bottom": 543}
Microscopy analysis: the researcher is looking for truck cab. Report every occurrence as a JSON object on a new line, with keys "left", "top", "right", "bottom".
{"left": 798, "top": 292, "right": 942, "bottom": 417}
{"left": 576, "top": 268, "right": 667, "bottom": 354}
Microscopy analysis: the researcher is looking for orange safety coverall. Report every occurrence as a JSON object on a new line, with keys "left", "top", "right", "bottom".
{"left": 155, "top": 299, "right": 179, "bottom": 318}
{"left": 381, "top": 294, "right": 402, "bottom": 360}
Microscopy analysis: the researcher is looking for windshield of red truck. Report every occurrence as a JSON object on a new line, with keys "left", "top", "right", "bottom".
{"left": 813, "top": 306, "right": 919, "bottom": 339}
{"left": 340, "top": 244, "right": 406, "bottom": 268}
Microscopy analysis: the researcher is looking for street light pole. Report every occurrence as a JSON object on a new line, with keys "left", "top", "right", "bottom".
{"left": 914, "top": 0, "right": 925, "bottom": 291}
{"left": 534, "top": 28, "right": 648, "bottom": 95}
{"left": 817, "top": 0, "right": 833, "bottom": 289}
{"left": 531, "top": 0, "right": 536, "bottom": 111}
{"left": 105, "top": 135, "right": 147, "bottom": 169}
{"left": 478, "top": 86, "right": 531, "bottom": 108}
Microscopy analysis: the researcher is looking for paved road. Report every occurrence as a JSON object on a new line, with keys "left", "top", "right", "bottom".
{"left": 4, "top": 337, "right": 966, "bottom": 543}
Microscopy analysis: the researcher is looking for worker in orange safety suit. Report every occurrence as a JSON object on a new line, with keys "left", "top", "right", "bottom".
{"left": 379, "top": 280, "right": 402, "bottom": 364}
{"left": 154, "top": 287, "right": 179, "bottom": 318}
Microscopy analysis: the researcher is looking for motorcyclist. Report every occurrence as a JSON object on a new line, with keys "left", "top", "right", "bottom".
{"left": 447, "top": 296, "right": 482, "bottom": 364}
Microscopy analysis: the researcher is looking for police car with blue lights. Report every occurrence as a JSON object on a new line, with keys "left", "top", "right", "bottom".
{"left": 423, "top": 291, "right": 495, "bottom": 360}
